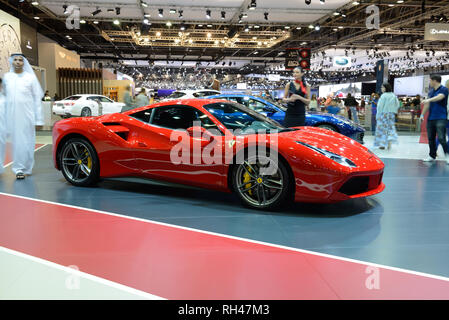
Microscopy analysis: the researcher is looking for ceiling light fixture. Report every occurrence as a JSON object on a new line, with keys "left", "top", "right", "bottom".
{"left": 249, "top": 0, "right": 257, "bottom": 10}
{"left": 169, "top": 9, "right": 176, "bottom": 14}
{"left": 179, "top": 10, "right": 183, "bottom": 18}
{"left": 31, "top": 1, "right": 39, "bottom": 5}
{"left": 264, "top": 12, "right": 269, "bottom": 20}
{"left": 206, "top": 9, "right": 211, "bottom": 19}
{"left": 113, "top": 19, "right": 120, "bottom": 25}
{"left": 305, "top": 0, "right": 311, "bottom": 5}
{"left": 115, "top": 7, "right": 120, "bottom": 15}
{"left": 166, "top": 21, "right": 172, "bottom": 27}
{"left": 158, "top": 9, "right": 164, "bottom": 17}
{"left": 320, "top": 0, "right": 325, "bottom": 4}
{"left": 141, "top": 1, "right": 148, "bottom": 8}
{"left": 221, "top": 11, "right": 226, "bottom": 19}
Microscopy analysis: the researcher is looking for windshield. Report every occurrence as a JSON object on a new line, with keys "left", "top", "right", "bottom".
{"left": 167, "top": 91, "right": 186, "bottom": 99}
{"left": 203, "top": 102, "right": 294, "bottom": 135}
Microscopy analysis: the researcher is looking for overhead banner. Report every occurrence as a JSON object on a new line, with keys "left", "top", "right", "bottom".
{"left": 285, "top": 48, "right": 311, "bottom": 71}
{"left": 375, "top": 60, "right": 388, "bottom": 94}
{"left": 424, "top": 23, "right": 449, "bottom": 41}
{"left": 333, "top": 56, "right": 352, "bottom": 68}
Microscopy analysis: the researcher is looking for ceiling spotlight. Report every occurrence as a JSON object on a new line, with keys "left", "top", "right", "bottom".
{"left": 397, "top": 0, "right": 404, "bottom": 3}
{"left": 113, "top": 19, "right": 120, "bottom": 25}
{"left": 242, "top": 13, "right": 248, "bottom": 18}
{"left": 33, "top": 16, "right": 40, "bottom": 20}
{"left": 80, "top": 19, "right": 86, "bottom": 24}
{"left": 63, "top": 4, "right": 69, "bottom": 14}
{"left": 169, "top": 9, "right": 176, "bottom": 14}
{"left": 31, "top": 1, "right": 39, "bottom": 5}
{"left": 244, "top": 25, "right": 249, "bottom": 32}
{"left": 352, "top": 1, "right": 360, "bottom": 5}
{"left": 156, "top": 31, "right": 161, "bottom": 36}
{"left": 264, "top": 12, "right": 269, "bottom": 20}
{"left": 143, "top": 18, "right": 150, "bottom": 24}
{"left": 166, "top": 21, "right": 172, "bottom": 27}
{"left": 158, "top": 9, "right": 164, "bottom": 17}
{"left": 115, "top": 7, "right": 120, "bottom": 15}
{"left": 180, "top": 24, "right": 186, "bottom": 30}
{"left": 305, "top": 0, "right": 311, "bottom": 5}
{"left": 141, "top": 1, "right": 148, "bottom": 8}
{"left": 91, "top": 8, "right": 101, "bottom": 16}
{"left": 333, "top": 12, "right": 340, "bottom": 16}
{"left": 320, "top": 0, "right": 325, "bottom": 4}
{"left": 308, "top": 24, "right": 314, "bottom": 29}
{"left": 93, "top": 20, "right": 99, "bottom": 24}
{"left": 206, "top": 9, "right": 211, "bottom": 19}
{"left": 249, "top": 0, "right": 257, "bottom": 10}
{"left": 179, "top": 10, "right": 183, "bottom": 18}
{"left": 221, "top": 11, "right": 226, "bottom": 19}
{"left": 315, "top": 24, "right": 320, "bottom": 31}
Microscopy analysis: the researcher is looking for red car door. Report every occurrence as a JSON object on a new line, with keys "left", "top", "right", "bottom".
{"left": 128, "top": 105, "right": 227, "bottom": 190}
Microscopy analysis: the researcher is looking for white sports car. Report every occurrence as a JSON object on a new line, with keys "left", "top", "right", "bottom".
{"left": 53, "top": 94, "right": 125, "bottom": 118}
{"left": 163, "top": 89, "right": 221, "bottom": 101}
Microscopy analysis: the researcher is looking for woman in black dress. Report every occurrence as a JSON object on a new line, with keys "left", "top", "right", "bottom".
{"left": 282, "top": 67, "right": 311, "bottom": 127}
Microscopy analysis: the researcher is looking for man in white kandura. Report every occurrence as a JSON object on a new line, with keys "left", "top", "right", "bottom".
{"left": 2, "top": 53, "right": 44, "bottom": 179}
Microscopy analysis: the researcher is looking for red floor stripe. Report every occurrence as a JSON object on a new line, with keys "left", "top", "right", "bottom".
{"left": 3, "top": 144, "right": 45, "bottom": 166}
{"left": 1, "top": 194, "right": 449, "bottom": 299}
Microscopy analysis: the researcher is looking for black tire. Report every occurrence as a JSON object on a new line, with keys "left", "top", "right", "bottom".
{"left": 317, "top": 124, "right": 338, "bottom": 132}
{"left": 81, "top": 107, "right": 92, "bottom": 117}
{"left": 59, "top": 137, "right": 100, "bottom": 187}
{"left": 231, "top": 151, "right": 293, "bottom": 210}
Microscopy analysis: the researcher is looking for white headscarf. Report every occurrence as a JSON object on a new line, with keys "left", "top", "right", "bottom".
{"left": 8, "top": 53, "right": 43, "bottom": 99}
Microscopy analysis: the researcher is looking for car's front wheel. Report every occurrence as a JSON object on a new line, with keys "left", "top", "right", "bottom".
{"left": 60, "top": 138, "right": 100, "bottom": 187}
{"left": 231, "top": 152, "right": 293, "bottom": 210}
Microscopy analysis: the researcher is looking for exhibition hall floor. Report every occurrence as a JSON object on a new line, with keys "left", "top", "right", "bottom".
{"left": 2, "top": 133, "right": 449, "bottom": 299}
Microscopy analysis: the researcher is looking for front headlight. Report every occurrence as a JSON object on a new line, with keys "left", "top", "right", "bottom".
{"left": 296, "top": 141, "right": 357, "bottom": 168}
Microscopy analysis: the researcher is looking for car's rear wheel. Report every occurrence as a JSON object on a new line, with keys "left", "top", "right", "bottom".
{"left": 81, "top": 107, "right": 92, "bottom": 117}
{"left": 60, "top": 138, "right": 99, "bottom": 187}
{"left": 232, "top": 152, "right": 292, "bottom": 210}
{"left": 317, "top": 124, "right": 338, "bottom": 132}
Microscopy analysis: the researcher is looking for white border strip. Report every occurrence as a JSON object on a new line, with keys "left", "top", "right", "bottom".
{"left": 2, "top": 191, "right": 449, "bottom": 284}
{"left": 4, "top": 144, "right": 48, "bottom": 168}
{"left": 0, "top": 246, "right": 165, "bottom": 300}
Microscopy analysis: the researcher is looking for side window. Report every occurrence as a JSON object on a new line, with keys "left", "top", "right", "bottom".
{"left": 130, "top": 109, "right": 152, "bottom": 123}
{"left": 100, "top": 97, "right": 112, "bottom": 103}
{"left": 226, "top": 97, "right": 247, "bottom": 106}
{"left": 248, "top": 99, "right": 267, "bottom": 112}
{"left": 151, "top": 106, "right": 199, "bottom": 130}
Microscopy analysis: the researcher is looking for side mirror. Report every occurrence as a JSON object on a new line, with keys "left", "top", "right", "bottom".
{"left": 186, "top": 126, "right": 213, "bottom": 147}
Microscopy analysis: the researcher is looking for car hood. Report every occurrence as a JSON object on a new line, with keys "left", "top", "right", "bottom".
{"left": 278, "top": 127, "right": 382, "bottom": 168}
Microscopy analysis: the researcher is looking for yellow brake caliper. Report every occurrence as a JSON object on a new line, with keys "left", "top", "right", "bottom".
{"left": 84, "top": 149, "right": 92, "bottom": 170}
{"left": 243, "top": 166, "right": 253, "bottom": 196}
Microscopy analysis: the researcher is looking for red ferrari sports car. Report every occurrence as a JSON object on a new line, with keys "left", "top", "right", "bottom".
{"left": 52, "top": 99, "right": 385, "bottom": 209}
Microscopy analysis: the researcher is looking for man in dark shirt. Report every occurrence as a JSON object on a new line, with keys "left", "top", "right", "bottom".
{"left": 344, "top": 93, "right": 359, "bottom": 123}
{"left": 420, "top": 75, "right": 449, "bottom": 163}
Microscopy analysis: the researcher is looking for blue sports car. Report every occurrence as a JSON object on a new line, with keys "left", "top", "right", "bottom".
{"left": 208, "top": 94, "right": 365, "bottom": 143}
